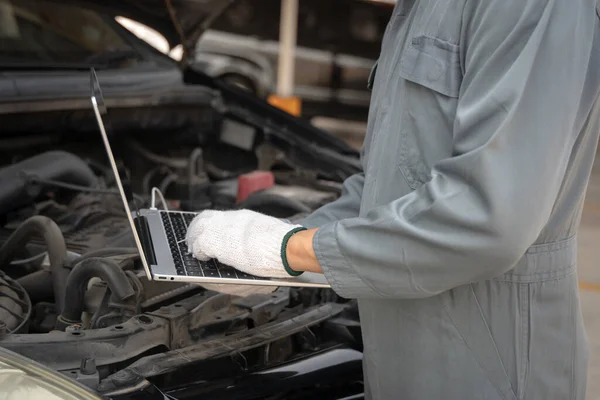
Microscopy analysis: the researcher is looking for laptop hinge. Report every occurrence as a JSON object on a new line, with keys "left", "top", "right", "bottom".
{"left": 134, "top": 215, "right": 157, "bottom": 266}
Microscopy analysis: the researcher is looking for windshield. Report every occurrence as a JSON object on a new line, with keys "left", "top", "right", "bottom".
{"left": 0, "top": 0, "right": 138, "bottom": 67}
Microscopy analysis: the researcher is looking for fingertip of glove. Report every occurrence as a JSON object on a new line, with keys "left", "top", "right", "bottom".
{"left": 185, "top": 237, "right": 193, "bottom": 253}
{"left": 192, "top": 250, "right": 210, "bottom": 262}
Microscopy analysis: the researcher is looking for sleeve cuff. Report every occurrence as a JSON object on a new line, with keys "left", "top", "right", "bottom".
{"left": 297, "top": 214, "right": 330, "bottom": 230}
{"left": 313, "top": 222, "right": 380, "bottom": 299}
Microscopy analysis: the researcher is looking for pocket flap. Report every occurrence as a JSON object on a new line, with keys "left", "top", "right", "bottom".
{"left": 399, "top": 35, "right": 462, "bottom": 98}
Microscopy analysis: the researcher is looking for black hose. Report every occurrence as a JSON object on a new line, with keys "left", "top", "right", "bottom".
{"left": 71, "top": 247, "right": 138, "bottom": 266}
{"left": 17, "top": 270, "right": 54, "bottom": 304}
{"left": 24, "top": 176, "right": 119, "bottom": 195}
{"left": 0, "top": 216, "right": 68, "bottom": 314}
{"left": 206, "top": 163, "right": 237, "bottom": 180}
{"left": 56, "top": 257, "right": 135, "bottom": 330}
{"left": 0, "top": 151, "right": 97, "bottom": 215}
{"left": 158, "top": 173, "right": 177, "bottom": 195}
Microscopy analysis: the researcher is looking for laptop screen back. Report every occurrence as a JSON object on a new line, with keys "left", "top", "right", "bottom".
{"left": 89, "top": 68, "right": 153, "bottom": 279}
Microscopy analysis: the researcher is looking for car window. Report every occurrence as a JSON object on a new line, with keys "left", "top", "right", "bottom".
{"left": 0, "top": 0, "right": 136, "bottom": 66}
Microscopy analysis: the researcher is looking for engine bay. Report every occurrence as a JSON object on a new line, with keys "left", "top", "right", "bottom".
{"left": 0, "top": 103, "right": 362, "bottom": 397}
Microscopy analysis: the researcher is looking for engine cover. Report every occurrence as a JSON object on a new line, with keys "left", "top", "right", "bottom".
{"left": 1, "top": 195, "right": 135, "bottom": 255}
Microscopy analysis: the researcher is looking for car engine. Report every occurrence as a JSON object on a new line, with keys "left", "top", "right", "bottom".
{"left": 0, "top": 112, "right": 363, "bottom": 398}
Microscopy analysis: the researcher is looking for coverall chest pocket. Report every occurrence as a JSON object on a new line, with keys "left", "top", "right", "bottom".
{"left": 395, "top": 35, "right": 462, "bottom": 189}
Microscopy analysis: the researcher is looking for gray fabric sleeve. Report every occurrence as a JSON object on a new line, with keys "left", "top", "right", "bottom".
{"left": 298, "top": 172, "right": 365, "bottom": 229}
{"left": 314, "top": 0, "right": 592, "bottom": 299}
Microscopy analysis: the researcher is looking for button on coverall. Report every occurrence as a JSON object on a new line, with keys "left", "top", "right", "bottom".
{"left": 300, "top": 0, "right": 600, "bottom": 398}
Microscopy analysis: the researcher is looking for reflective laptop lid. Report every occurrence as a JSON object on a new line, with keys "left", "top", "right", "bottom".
{"left": 89, "top": 68, "right": 153, "bottom": 280}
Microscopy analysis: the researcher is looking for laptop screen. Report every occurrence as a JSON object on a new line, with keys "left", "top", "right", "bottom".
{"left": 89, "top": 68, "right": 154, "bottom": 278}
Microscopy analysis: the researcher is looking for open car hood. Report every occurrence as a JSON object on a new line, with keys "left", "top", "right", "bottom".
{"left": 67, "top": 0, "right": 235, "bottom": 61}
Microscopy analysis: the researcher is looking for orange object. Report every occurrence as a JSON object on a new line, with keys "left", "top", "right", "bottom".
{"left": 267, "top": 95, "right": 302, "bottom": 116}
{"left": 236, "top": 171, "right": 275, "bottom": 204}
{"left": 579, "top": 280, "right": 600, "bottom": 292}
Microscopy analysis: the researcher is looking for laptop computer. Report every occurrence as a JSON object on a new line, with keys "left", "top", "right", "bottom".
{"left": 89, "top": 68, "right": 330, "bottom": 288}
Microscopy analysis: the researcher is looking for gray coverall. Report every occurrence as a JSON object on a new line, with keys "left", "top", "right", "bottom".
{"left": 300, "top": 0, "right": 600, "bottom": 398}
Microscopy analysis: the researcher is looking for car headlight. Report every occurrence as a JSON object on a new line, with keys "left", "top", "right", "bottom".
{"left": 0, "top": 347, "right": 101, "bottom": 400}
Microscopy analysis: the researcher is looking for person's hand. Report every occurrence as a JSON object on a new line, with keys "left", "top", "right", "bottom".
{"left": 185, "top": 209, "right": 305, "bottom": 278}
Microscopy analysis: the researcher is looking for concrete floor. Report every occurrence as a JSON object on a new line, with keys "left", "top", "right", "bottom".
{"left": 579, "top": 158, "right": 600, "bottom": 400}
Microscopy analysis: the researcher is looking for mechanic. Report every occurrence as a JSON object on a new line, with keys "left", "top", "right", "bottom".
{"left": 186, "top": 0, "right": 600, "bottom": 398}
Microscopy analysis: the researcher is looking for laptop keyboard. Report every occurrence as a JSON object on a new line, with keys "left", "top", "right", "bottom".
{"left": 160, "top": 211, "right": 261, "bottom": 280}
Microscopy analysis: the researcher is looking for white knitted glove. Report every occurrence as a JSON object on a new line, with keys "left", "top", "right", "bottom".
{"left": 185, "top": 209, "right": 305, "bottom": 278}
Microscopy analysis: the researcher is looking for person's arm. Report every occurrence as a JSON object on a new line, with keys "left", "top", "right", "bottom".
{"left": 298, "top": 171, "right": 365, "bottom": 229}
{"left": 287, "top": 0, "right": 594, "bottom": 298}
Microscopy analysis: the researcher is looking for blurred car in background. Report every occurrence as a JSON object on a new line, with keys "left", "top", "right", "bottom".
{"left": 194, "top": 0, "right": 393, "bottom": 122}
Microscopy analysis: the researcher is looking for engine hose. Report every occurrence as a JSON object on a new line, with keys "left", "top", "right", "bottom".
{"left": 56, "top": 257, "right": 135, "bottom": 330}
{"left": 235, "top": 192, "right": 311, "bottom": 215}
{"left": 0, "top": 216, "right": 68, "bottom": 314}
{"left": 72, "top": 247, "right": 138, "bottom": 266}
{"left": 158, "top": 173, "right": 177, "bottom": 195}
{"left": 17, "top": 270, "right": 54, "bottom": 304}
{"left": 206, "top": 162, "right": 237, "bottom": 180}
{"left": 0, "top": 151, "right": 97, "bottom": 215}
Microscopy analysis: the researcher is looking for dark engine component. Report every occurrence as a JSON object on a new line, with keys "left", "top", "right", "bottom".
{"left": 174, "top": 148, "right": 212, "bottom": 211}
{"left": 0, "top": 132, "right": 361, "bottom": 397}
{"left": 0, "top": 271, "right": 31, "bottom": 335}
{"left": 0, "top": 151, "right": 97, "bottom": 215}
{"left": 235, "top": 192, "right": 311, "bottom": 218}
{"left": 0, "top": 216, "right": 68, "bottom": 314}
{"left": 1, "top": 195, "right": 135, "bottom": 256}
{"left": 56, "top": 257, "right": 135, "bottom": 331}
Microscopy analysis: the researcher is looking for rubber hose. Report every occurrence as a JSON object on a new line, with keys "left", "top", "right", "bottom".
{"left": 235, "top": 192, "right": 311, "bottom": 215}
{"left": 56, "top": 257, "right": 135, "bottom": 330}
{"left": 17, "top": 270, "right": 54, "bottom": 304}
{"left": 72, "top": 247, "right": 138, "bottom": 266}
{"left": 0, "top": 216, "right": 68, "bottom": 314}
{"left": 0, "top": 151, "right": 97, "bottom": 215}
{"left": 206, "top": 163, "right": 237, "bottom": 180}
